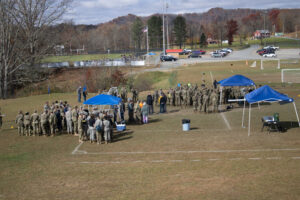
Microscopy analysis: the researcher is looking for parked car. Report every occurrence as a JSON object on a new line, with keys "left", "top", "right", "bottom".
{"left": 264, "top": 46, "right": 279, "bottom": 51}
{"left": 160, "top": 55, "right": 178, "bottom": 61}
{"left": 188, "top": 52, "right": 202, "bottom": 58}
{"left": 179, "top": 49, "right": 192, "bottom": 55}
{"left": 198, "top": 50, "right": 206, "bottom": 55}
{"left": 263, "top": 53, "right": 277, "bottom": 58}
{"left": 222, "top": 48, "right": 232, "bottom": 53}
{"left": 211, "top": 52, "right": 223, "bottom": 58}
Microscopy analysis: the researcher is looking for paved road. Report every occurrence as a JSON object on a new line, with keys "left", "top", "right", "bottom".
{"left": 157, "top": 45, "right": 300, "bottom": 71}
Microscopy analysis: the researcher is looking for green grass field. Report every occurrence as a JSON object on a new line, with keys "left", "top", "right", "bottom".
{"left": 1, "top": 61, "right": 300, "bottom": 199}
{"left": 42, "top": 53, "right": 131, "bottom": 63}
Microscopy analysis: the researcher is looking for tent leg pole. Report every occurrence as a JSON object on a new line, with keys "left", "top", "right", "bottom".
{"left": 242, "top": 100, "right": 246, "bottom": 128}
{"left": 293, "top": 102, "right": 300, "bottom": 127}
{"left": 219, "top": 87, "right": 223, "bottom": 111}
{"left": 248, "top": 104, "right": 251, "bottom": 136}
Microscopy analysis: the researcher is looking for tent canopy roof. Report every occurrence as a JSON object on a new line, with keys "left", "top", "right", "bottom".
{"left": 218, "top": 74, "right": 255, "bottom": 86}
{"left": 245, "top": 85, "right": 294, "bottom": 104}
{"left": 83, "top": 94, "right": 121, "bottom": 105}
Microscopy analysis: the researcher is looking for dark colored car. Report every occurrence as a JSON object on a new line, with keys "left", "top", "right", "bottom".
{"left": 160, "top": 55, "right": 178, "bottom": 62}
{"left": 193, "top": 50, "right": 206, "bottom": 55}
{"left": 188, "top": 52, "right": 202, "bottom": 58}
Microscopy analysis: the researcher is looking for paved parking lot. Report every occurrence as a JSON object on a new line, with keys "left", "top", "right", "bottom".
{"left": 159, "top": 45, "right": 300, "bottom": 70}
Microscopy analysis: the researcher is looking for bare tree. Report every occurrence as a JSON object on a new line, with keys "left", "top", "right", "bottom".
{"left": 0, "top": 0, "right": 71, "bottom": 99}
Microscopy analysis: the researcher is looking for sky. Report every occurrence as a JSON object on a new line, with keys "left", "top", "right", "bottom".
{"left": 63, "top": 0, "right": 300, "bottom": 25}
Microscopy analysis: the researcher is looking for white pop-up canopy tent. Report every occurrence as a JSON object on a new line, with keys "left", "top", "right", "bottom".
{"left": 243, "top": 85, "right": 300, "bottom": 136}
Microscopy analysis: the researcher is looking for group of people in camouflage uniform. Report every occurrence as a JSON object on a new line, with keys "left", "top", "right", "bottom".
{"left": 120, "top": 82, "right": 254, "bottom": 115}
{"left": 15, "top": 101, "right": 114, "bottom": 144}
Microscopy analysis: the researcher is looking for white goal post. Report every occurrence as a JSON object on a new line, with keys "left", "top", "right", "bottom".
{"left": 281, "top": 69, "right": 300, "bottom": 83}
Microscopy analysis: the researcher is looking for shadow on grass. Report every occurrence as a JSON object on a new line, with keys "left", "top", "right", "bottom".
{"left": 112, "top": 130, "right": 133, "bottom": 143}
{"left": 279, "top": 121, "right": 300, "bottom": 132}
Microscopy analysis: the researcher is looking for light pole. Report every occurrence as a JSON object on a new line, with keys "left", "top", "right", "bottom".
{"left": 162, "top": 0, "right": 166, "bottom": 55}
{"left": 166, "top": 2, "right": 169, "bottom": 50}
{"left": 263, "top": 11, "right": 266, "bottom": 47}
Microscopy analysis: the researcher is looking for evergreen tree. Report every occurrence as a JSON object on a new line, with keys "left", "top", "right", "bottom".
{"left": 200, "top": 33, "right": 207, "bottom": 48}
{"left": 173, "top": 16, "right": 187, "bottom": 49}
{"left": 131, "top": 17, "right": 144, "bottom": 50}
{"left": 147, "top": 16, "right": 162, "bottom": 48}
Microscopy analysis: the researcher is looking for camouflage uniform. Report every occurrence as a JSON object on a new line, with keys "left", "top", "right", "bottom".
{"left": 15, "top": 112, "right": 24, "bottom": 136}
{"left": 192, "top": 91, "right": 199, "bottom": 112}
{"left": 175, "top": 88, "right": 181, "bottom": 107}
{"left": 202, "top": 90, "right": 209, "bottom": 113}
{"left": 181, "top": 88, "right": 187, "bottom": 108}
{"left": 40, "top": 111, "right": 49, "bottom": 136}
{"left": 210, "top": 90, "right": 218, "bottom": 112}
{"left": 31, "top": 111, "right": 40, "bottom": 136}
{"left": 72, "top": 108, "right": 78, "bottom": 135}
{"left": 49, "top": 111, "right": 57, "bottom": 136}
{"left": 24, "top": 113, "right": 31, "bottom": 136}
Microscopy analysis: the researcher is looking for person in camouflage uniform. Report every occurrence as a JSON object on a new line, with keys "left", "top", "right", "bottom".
{"left": 24, "top": 112, "right": 31, "bottom": 136}
{"left": 181, "top": 86, "right": 188, "bottom": 108}
{"left": 120, "top": 87, "right": 127, "bottom": 102}
{"left": 40, "top": 110, "right": 49, "bottom": 136}
{"left": 210, "top": 89, "right": 218, "bottom": 112}
{"left": 202, "top": 89, "right": 209, "bottom": 113}
{"left": 175, "top": 87, "right": 181, "bottom": 107}
{"left": 31, "top": 110, "right": 40, "bottom": 136}
{"left": 16, "top": 111, "right": 24, "bottom": 136}
{"left": 192, "top": 90, "right": 199, "bottom": 112}
{"left": 72, "top": 106, "right": 79, "bottom": 135}
{"left": 49, "top": 110, "right": 57, "bottom": 136}
{"left": 78, "top": 113, "right": 83, "bottom": 142}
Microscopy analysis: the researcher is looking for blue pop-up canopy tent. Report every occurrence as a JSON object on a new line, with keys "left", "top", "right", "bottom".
{"left": 218, "top": 74, "right": 255, "bottom": 86}
{"left": 83, "top": 94, "right": 121, "bottom": 105}
{"left": 242, "top": 85, "right": 299, "bottom": 136}
{"left": 218, "top": 75, "right": 256, "bottom": 106}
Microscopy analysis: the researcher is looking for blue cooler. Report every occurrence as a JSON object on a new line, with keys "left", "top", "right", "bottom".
{"left": 117, "top": 124, "right": 126, "bottom": 131}
{"left": 182, "top": 119, "right": 190, "bottom": 131}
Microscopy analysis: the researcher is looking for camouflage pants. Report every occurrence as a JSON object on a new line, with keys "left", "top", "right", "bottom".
{"left": 78, "top": 128, "right": 84, "bottom": 140}
{"left": 202, "top": 101, "right": 208, "bottom": 113}
{"left": 193, "top": 101, "right": 198, "bottom": 111}
{"left": 18, "top": 126, "right": 24, "bottom": 136}
{"left": 41, "top": 122, "right": 48, "bottom": 135}
{"left": 73, "top": 121, "right": 78, "bottom": 134}
{"left": 24, "top": 124, "right": 31, "bottom": 136}
{"left": 32, "top": 123, "right": 39, "bottom": 136}
{"left": 50, "top": 124, "right": 56, "bottom": 136}
{"left": 175, "top": 96, "right": 181, "bottom": 106}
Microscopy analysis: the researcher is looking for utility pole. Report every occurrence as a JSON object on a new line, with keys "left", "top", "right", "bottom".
{"left": 162, "top": 0, "right": 166, "bottom": 55}
{"left": 166, "top": 2, "right": 169, "bottom": 49}
{"left": 263, "top": 11, "right": 266, "bottom": 47}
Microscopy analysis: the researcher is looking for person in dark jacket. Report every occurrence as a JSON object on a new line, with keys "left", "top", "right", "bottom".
{"left": 146, "top": 93, "right": 154, "bottom": 114}
{"left": 159, "top": 93, "right": 167, "bottom": 113}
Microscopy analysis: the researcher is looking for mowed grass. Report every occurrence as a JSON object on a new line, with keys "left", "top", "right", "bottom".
{"left": 1, "top": 62, "right": 300, "bottom": 199}
{"left": 42, "top": 53, "right": 130, "bottom": 63}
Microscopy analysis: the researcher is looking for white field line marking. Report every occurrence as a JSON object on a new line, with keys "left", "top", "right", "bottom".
{"left": 220, "top": 112, "right": 232, "bottom": 130}
{"left": 229, "top": 158, "right": 242, "bottom": 161}
{"left": 208, "top": 158, "right": 220, "bottom": 161}
{"left": 248, "top": 157, "right": 262, "bottom": 160}
{"left": 73, "top": 148, "right": 300, "bottom": 155}
{"left": 71, "top": 142, "right": 84, "bottom": 155}
{"left": 266, "top": 157, "right": 281, "bottom": 160}
{"left": 170, "top": 160, "right": 184, "bottom": 162}
{"left": 291, "top": 157, "right": 300, "bottom": 160}
{"left": 66, "top": 156, "right": 300, "bottom": 165}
